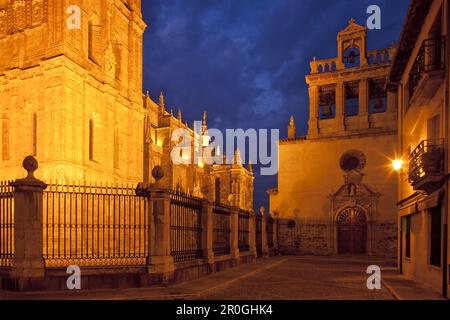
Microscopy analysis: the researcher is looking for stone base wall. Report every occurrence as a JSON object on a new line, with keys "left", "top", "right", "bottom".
{"left": 0, "top": 254, "right": 257, "bottom": 292}
{"left": 371, "top": 222, "right": 397, "bottom": 258}
{"left": 277, "top": 218, "right": 397, "bottom": 257}
{"left": 278, "top": 219, "right": 331, "bottom": 256}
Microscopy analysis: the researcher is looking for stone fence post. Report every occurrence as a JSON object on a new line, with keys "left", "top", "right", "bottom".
{"left": 201, "top": 198, "right": 214, "bottom": 270}
{"left": 10, "top": 156, "right": 47, "bottom": 283}
{"left": 139, "top": 166, "right": 174, "bottom": 284}
{"left": 230, "top": 206, "right": 239, "bottom": 261}
{"left": 260, "top": 207, "right": 269, "bottom": 258}
{"left": 248, "top": 210, "right": 257, "bottom": 259}
{"left": 272, "top": 214, "right": 280, "bottom": 255}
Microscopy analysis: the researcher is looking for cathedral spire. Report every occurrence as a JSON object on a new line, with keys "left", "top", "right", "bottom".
{"left": 248, "top": 160, "right": 253, "bottom": 173}
{"left": 233, "top": 149, "right": 242, "bottom": 165}
{"left": 178, "top": 109, "right": 182, "bottom": 122}
{"left": 202, "top": 111, "right": 207, "bottom": 135}
{"left": 159, "top": 92, "right": 165, "bottom": 110}
{"left": 288, "top": 115, "right": 296, "bottom": 139}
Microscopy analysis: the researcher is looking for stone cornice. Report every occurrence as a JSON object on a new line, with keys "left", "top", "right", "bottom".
{"left": 306, "top": 63, "right": 391, "bottom": 86}
{"left": 280, "top": 129, "right": 397, "bottom": 145}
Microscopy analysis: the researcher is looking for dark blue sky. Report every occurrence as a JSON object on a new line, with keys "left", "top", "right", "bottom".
{"left": 141, "top": 0, "right": 410, "bottom": 209}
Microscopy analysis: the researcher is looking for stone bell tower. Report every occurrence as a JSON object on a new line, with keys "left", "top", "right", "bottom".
{"left": 306, "top": 18, "right": 397, "bottom": 139}
{"left": 0, "top": 0, "right": 147, "bottom": 183}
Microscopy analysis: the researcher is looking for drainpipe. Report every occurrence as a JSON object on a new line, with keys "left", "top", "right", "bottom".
{"left": 444, "top": 224, "right": 448, "bottom": 298}
{"left": 398, "top": 75, "right": 404, "bottom": 275}
{"left": 442, "top": 0, "right": 450, "bottom": 299}
{"left": 399, "top": 214, "right": 403, "bottom": 274}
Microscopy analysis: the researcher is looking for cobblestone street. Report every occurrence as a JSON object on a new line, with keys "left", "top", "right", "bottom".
{"left": 0, "top": 256, "right": 397, "bottom": 300}
{"left": 196, "top": 256, "right": 395, "bottom": 300}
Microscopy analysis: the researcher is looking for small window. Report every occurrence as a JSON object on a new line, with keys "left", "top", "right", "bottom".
{"left": 430, "top": 206, "right": 441, "bottom": 267}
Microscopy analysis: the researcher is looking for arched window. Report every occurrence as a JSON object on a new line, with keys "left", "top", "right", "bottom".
{"left": 88, "top": 14, "right": 102, "bottom": 63}
{"left": 343, "top": 46, "right": 360, "bottom": 68}
{"left": 89, "top": 112, "right": 103, "bottom": 162}
{"left": 32, "top": 112, "right": 37, "bottom": 156}
{"left": 89, "top": 119, "right": 94, "bottom": 160}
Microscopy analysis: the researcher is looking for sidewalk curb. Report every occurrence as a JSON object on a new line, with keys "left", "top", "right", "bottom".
{"left": 381, "top": 278, "right": 400, "bottom": 300}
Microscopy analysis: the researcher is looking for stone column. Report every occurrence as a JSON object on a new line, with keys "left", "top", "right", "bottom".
{"left": 230, "top": 206, "right": 240, "bottom": 261}
{"left": 146, "top": 166, "right": 174, "bottom": 284}
{"left": 387, "top": 91, "right": 398, "bottom": 128}
{"left": 10, "top": 156, "right": 47, "bottom": 280}
{"left": 308, "top": 86, "right": 319, "bottom": 138}
{"left": 335, "top": 81, "right": 346, "bottom": 132}
{"left": 201, "top": 198, "right": 214, "bottom": 269}
{"left": 359, "top": 78, "right": 369, "bottom": 129}
{"left": 248, "top": 211, "right": 257, "bottom": 259}
{"left": 360, "top": 36, "right": 369, "bottom": 66}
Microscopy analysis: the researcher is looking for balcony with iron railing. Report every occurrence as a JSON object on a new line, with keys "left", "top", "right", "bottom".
{"left": 408, "top": 139, "right": 445, "bottom": 193}
{"left": 409, "top": 36, "right": 446, "bottom": 104}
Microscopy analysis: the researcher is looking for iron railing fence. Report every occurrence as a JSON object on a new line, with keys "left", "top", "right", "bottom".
{"left": 169, "top": 190, "right": 203, "bottom": 263}
{"left": 408, "top": 139, "right": 444, "bottom": 186}
{"left": 0, "top": 181, "right": 14, "bottom": 268}
{"left": 213, "top": 205, "right": 231, "bottom": 256}
{"left": 255, "top": 212, "right": 263, "bottom": 257}
{"left": 42, "top": 182, "right": 149, "bottom": 267}
{"left": 238, "top": 210, "right": 250, "bottom": 252}
{"left": 267, "top": 217, "right": 274, "bottom": 248}
{"left": 409, "top": 36, "right": 446, "bottom": 97}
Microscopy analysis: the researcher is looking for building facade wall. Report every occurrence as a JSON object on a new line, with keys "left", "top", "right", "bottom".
{"left": 269, "top": 20, "right": 398, "bottom": 258}
{"left": 271, "top": 133, "right": 398, "bottom": 257}
{"left": 0, "top": 0, "right": 146, "bottom": 183}
{"left": 392, "top": 0, "right": 449, "bottom": 296}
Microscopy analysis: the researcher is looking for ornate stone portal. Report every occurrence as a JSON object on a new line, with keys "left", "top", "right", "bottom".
{"left": 329, "top": 150, "right": 381, "bottom": 255}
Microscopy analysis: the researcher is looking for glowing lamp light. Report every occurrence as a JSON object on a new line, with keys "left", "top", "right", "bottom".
{"left": 392, "top": 159, "right": 403, "bottom": 172}
{"left": 202, "top": 135, "right": 210, "bottom": 147}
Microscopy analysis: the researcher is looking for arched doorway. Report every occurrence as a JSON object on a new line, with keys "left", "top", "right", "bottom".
{"left": 337, "top": 208, "right": 367, "bottom": 254}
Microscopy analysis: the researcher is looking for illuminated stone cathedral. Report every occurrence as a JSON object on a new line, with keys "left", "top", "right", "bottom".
{"left": 0, "top": 0, "right": 253, "bottom": 211}
{"left": 268, "top": 19, "right": 398, "bottom": 257}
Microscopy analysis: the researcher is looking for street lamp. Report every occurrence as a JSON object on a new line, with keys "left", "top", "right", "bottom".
{"left": 392, "top": 159, "right": 403, "bottom": 172}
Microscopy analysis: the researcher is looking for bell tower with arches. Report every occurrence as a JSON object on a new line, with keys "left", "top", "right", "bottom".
{"left": 307, "top": 19, "right": 397, "bottom": 139}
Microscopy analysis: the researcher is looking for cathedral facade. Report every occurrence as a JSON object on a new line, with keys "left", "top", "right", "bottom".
{"left": 0, "top": 0, "right": 146, "bottom": 183}
{"left": 0, "top": 0, "right": 253, "bottom": 210}
{"left": 268, "top": 20, "right": 398, "bottom": 257}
